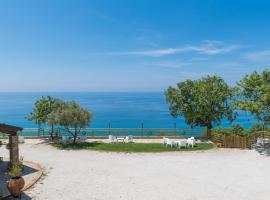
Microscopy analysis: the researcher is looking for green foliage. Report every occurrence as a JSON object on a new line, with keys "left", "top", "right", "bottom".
{"left": 213, "top": 124, "right": 247, "bottom": 136}
{"left": 52, "top": 142, "right": 214, "bottom": 152}
{"left": 166, "top": 75, "right": 236, "bottom": 137}
{"left": 49, "top": 101, "right": 92, "bottom": 143}
{"left": 249, "top": 123, "right": 270, "bottom": 133}
{"left": 230, "top": 123, "right": 245, "bottom": 135}
{"left": 27, "top": 96, "right": 64, "bottom": 129}
{"left": 8, "top": 165, "right": 22, "bottom": 178}
{"left": 236, "top": 70, "right": 270, "bottom": 123}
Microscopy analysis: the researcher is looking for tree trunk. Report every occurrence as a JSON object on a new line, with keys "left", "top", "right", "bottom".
{"left": 38, "top": 124, "right": 41, "bottom": 138}
{"left": 173, "top": 117, "right": 177, "bottom": 136}
{"left": 50, "top": 125, "right": 54, "bottom": 139}
{"left": 73, "top": 128, "right": 77, "bottom": 144}
{"left": 206, "top": 123, "right": 212, "bottom": 138}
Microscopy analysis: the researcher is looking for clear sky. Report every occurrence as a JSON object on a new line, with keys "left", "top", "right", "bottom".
{"left": 0, "top": 0, "right": 269, "bottom": 92}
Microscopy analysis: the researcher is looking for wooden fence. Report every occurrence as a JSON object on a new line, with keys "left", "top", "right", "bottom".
{"left": 223, "top": 136, "right": 247, "bottom": 148}
{"left": 212, "top": 131, "right": 270, "bottom": 149}
{"left": 212, "top": 132, "right": 247, "bottom": 148}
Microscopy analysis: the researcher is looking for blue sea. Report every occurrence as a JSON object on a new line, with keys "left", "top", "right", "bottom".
{"left": 0, "top": 92, "right": 258, "bottom": 129}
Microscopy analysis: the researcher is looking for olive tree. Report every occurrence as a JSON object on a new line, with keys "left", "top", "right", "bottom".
{"left": 49, "top": 101, "right": 92, "bottom": 143}
{"left": 28, "top": 96, "right": 64, "bottom": 138}
{"left": 236, "top": 70, "right": 270, "bottom": 124}
{"left": 166, "top": 75, "right": 235, "bottom": 137}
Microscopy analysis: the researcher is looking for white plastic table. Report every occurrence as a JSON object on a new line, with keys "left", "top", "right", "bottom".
{"left": 175, "top": 139, "right": 188, "bottom": 148}
{"left": 117, "top": 137, "right": 125, "bottom": 143}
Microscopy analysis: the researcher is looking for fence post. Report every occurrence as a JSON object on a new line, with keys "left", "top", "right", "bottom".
{"left": 141, "top": 121, "right": 144, "bottom": 137}
{"left": 108, "top": 120, "right": 111, "bottom": 135}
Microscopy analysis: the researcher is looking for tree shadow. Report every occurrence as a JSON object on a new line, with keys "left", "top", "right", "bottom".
{"left": 0, "top": 162, "right": 38, "bottom": 199}
{"left": 3, "top": 192, "right": 32, "bottom": 200}
{"left": 53, "top": 141, "right": 103, "bottom": 150}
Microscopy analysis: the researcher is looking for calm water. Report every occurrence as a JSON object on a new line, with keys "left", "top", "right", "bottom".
{"left": 0, "top": 92, "right": 258, "bottom": 129}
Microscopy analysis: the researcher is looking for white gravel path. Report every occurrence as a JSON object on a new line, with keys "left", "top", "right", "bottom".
{"left": 1, "top": 141, "right": 270, "bottom": 200}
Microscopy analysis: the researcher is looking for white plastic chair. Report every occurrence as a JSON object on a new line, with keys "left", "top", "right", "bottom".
{"left": 126, "top": 135, "right": 133, "bottom": 143}
{"left": 78, "top": 136, "right": 87, "bottom": 143}
{"left": 187, "top": 137, "right": 196, "bottom": 148}
{"left": 109, "top": 135, "right": 116, "bottom": 143}
{"left": 257, "top": 137, "right": 264, "bottom": 146}
{"left": 166, "top": 139, "right": 175, "bottom": 148}
{"left": 163, "top": 137, "right": 168, "bottom": 145}
{"left": 18, "top": 136, "right": 25, "bottom": 144}
{"left": 61, "top": 136, "right": 69, "bottom": 143}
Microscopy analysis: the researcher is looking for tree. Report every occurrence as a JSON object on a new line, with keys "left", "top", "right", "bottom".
{"left": 165, "top": 75, "right": 235, "bottom": 137}
{"left": 28, "top": 96, "right": 64, "bottom": 138}
{"left": 236, "top": 70, "right": 270, "bottom": 124}
{"left": 27, "top": 96, "right": 50, "bottom": 130}
{"left": 50, "top": 101, "right": 92, "bottom": 143}
{"left": 166, "top": 87, "right": 179, "bottom": 131}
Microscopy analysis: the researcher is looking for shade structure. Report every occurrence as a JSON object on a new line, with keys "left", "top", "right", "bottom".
{"left": 0, "top": 123, "right": 23, "bottom": 166}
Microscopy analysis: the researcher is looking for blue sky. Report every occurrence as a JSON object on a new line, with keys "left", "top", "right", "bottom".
{"left": 0, "top": 0, "right": 269, "bottom": 92}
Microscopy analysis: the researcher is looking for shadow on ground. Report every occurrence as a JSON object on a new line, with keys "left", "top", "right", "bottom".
{"left": 3, "top": 192, "right": 32, "bottom": 200}
{"left": 0, "top": 162, "right": 38, "bottom": 199}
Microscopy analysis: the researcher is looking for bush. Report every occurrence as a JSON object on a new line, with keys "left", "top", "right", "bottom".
{"left": 249, "top": 123, "right": 270, "bottom": 133}
{"left": 231, "top": 123, "right": 246, "bottom": 136}
{"left": 8, "top": 165, "right": 22, "bottom": 178}
{"left": 213, "top": 124, "right": 247, "bottom": 136}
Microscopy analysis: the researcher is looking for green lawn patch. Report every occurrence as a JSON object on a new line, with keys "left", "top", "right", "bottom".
{"left": 51, "top": 142, "right": 213, "bottom": 153}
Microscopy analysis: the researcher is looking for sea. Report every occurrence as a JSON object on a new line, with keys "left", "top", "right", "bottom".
{"left": 0, "top": 92, "right": 259, "bottom": 132}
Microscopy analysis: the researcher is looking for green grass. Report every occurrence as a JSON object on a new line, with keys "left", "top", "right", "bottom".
{"left": 51, "top": 142, "right": 214, "bottom": 153}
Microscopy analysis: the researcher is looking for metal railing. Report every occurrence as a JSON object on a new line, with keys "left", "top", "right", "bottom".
{"left": 18, "top": 127, "right": 205, "bottom": 138}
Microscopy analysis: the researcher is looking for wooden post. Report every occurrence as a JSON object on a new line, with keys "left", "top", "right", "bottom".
{"left": 9, "top": 135, "right": 19, "bottom": 167}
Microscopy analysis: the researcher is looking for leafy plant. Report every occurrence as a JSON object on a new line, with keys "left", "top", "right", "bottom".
{"left": 249, "top": 123, "right": 270, "bottom": 133}
{"left": 8, "top": 165, "right": 22, "bottom": 178}
{"left": 230, "top": 123, "right": 245, "bottom": 136}
{"left": 213, "top": 124, "right": 247, "bottom": 136}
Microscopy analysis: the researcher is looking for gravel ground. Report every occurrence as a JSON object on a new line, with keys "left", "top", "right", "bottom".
{"left": 0, "top": 140, "right": 270, "bottom": 200}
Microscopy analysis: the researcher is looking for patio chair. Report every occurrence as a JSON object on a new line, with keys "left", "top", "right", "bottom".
{"left": 166, "top": 139, "right": 176, "bottom": 148}
{"left": 163, "top": 137, "right": 169, "bottom": 145}
{"left": 187, "top": 137, "right": 196, "bottom": 148}
{"left": 18, "top": 136, "right": 25, "bottom": 144}
{"left": 178, "top": 139, "right": 188, "bottom": 148}
{"left": 61, "top": 136, "right": 70, "bottom": 143}
{"left": 78, "top": 136, "right": 87, "bottom": 143}
{"left": 126, "top": 135, "right": 133, "bottom": 143}
{"left": 109, "top": 135, "right": 116, "bottom": 143}
{"left": 257, "top": 137, "right": 264, "bottom": 146}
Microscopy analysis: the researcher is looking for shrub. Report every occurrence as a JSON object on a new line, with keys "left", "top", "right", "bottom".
{"left": 249, "top": 123, "right": 270, "bottom": 133}
{"left": 8, "top": 165, "right": 22, "bottom": 178}
{"left": 213, "top": 124, "right": 247, "bottom": 136}
{"left": 231, "top": 123, "right": 246, "bottom": 136}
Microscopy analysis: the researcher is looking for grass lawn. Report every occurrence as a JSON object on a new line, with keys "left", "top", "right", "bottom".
{"left": 52, "top": 142, "right": 214, "bottom": 153}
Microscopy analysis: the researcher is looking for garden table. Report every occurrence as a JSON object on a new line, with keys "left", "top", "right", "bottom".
{"left": 175, "top": 139, "right": 188, "bottom": 148}
{"left": 117, "top": 137, "right": 125, "bottom": 143}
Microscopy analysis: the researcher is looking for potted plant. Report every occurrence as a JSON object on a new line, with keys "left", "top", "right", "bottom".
{"left": 7, "top": 165, "right": 25, "bottom": 198}
{"left": 0, "top": 188, "right": 3, "bottom": 200}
